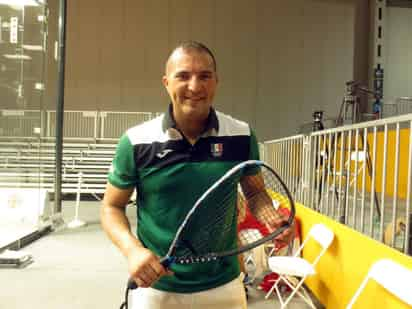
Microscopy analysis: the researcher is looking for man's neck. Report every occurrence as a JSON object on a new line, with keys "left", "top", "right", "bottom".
{"left": 174, "top": 114, "right": 208, "bottom": 145}
{"left": 177, "top": 120, "right": 207, "bottom": 144}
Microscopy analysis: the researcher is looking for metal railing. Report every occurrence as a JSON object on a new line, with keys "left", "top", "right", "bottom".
{"left": 382, "top": 97, "right": 412, "bottom": 118}
{"left": 2, "top": 108, "right": 411, "bottom": 253}
{"left": 263, "top": 135, "right": 308, "bottom": 203}
{"left": 47, "top": 110, "right": 98, "bottom": 139}
{"left": 263, "top": 114, "right": 412, "bottom": 255}
{"left": 0, "top": 109, "right": 159, "bottom": 140}
{"left": 0, "top": 110, "right": 44, "bottom": 137}
{"left": 99, "top": 111, "right": 154, "bottom": 139}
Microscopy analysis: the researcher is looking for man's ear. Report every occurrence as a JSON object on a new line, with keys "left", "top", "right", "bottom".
{"left": 162, "top": 75, "right": 168, "bottom": 88}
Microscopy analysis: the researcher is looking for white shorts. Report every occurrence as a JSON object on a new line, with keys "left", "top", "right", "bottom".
{"left": 131, "top": 274, "right": 247, "bottom": 309}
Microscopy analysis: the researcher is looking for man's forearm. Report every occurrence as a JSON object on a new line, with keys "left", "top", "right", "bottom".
{"left": 100, "top": 203, "right": 143, "bottom": 258}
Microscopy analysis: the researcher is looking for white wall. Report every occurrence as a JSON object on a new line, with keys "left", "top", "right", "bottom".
{"left": 385, "top": 7, "right": 412, "bottom": 103}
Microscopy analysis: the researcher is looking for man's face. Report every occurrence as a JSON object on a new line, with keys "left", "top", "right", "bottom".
{"left": 162, "top": 49, "right": 218, "bottom": 122}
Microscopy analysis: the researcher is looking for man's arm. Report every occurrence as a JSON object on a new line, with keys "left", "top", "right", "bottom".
{"left": 240, "top": 173, "right": 294, "bottom": 245}
{"left": 101, "top": 183, "right": 139, "bottom": 255}
{"left": 101, "top": 183, "right": 168, "bottom": 287}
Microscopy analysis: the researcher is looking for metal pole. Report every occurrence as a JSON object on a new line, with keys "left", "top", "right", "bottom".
{"left": 53, "top": 0, "right": 67, "bottom": 226}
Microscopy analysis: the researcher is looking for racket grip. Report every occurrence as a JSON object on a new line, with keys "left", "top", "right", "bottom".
{"left": 127, "top": 257, "right": 173, "bottom": 290}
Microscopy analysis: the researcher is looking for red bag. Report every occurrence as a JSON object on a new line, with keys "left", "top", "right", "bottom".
{"left": 259, "top": 272, "right": 292, "bottom": 293}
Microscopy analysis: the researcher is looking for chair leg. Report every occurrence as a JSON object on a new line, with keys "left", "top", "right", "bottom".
{"left": 280, "top": 276, "right": 318, "bottom": 309}
{"left": 264, "top": 275, "right": 282, "bottom": 299}
{"left": 282, "top": 277, "right": 307, "bottom": 308}
{"left": 265, "top": 275, "right": 318, "bottom": 309}
{"left": 290, "top": 285, "right": 316, "bottom": 309}
{"left": 272, "top": 275, "right": 292, "bottom": 309}
{"left": 264, "top": 282, "right": 276, "bottom": 300}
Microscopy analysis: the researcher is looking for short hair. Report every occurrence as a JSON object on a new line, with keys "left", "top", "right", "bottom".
{"left": 167, "top": 41, "right": 217, "bottom": 72}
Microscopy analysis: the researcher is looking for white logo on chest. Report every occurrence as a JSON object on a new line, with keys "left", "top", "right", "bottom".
{"left": 156, "top": 149, "right": 174, "bottom": 159}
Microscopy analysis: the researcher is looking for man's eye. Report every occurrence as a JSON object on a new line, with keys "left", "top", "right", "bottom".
{"left": 176, "top": 73, "right": 189, "bottom": 80}
{"left": 200, "top": 74, "right": 212, "bottom": 80}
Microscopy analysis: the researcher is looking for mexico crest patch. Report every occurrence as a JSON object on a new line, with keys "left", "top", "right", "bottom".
{"left": 210, "top": 143, "right": 223, "bottom": 157}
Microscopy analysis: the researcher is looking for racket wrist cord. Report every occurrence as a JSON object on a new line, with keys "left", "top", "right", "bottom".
{"left": 119, "top": 286, "right": 130, "bottom": 309}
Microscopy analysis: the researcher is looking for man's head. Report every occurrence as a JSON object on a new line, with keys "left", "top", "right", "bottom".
{"left": 165, "top": 41, "right": 217, "bottom": 73}
{"left": 162, "top": 41, "right": 218, "bottom": 124}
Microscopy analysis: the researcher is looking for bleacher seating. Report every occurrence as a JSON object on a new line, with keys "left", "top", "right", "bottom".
{"left": 0, "top": 137, "right": 117, "bottom": 197}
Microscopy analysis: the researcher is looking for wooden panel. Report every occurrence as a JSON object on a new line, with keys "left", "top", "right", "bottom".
{"left": 256, "top": 0, "right": 305, "bottom": 139}
{"left": 187, "top": 0, "right": 215, "bottom": 47}
{"left": 300, "top": 0, "right": 355, "bottom": 130}
{"left": 214, "top": 0, "right": 235, "bottom": 114}
{"left": 230, "top": 0, "right": 258, "bottom": 127}
{"left": 169, "top": 0, "right": 192, "bottom": 46}
{"left": 169, "top": 0, "right": 216, "bottom": 47}
{"left": 64, "top": 0, "right": 80, "bottom": 109}
{"left": 65, "top": 0, "right": 101, "bottom": 110}
{"left": 139, "top": 0, "right": 169, "bottom": 112}
{"left": 60, "top": 0, "right": 363, "bottom": 140}
{"left": 95, "top": 0, "right": 123, "bottom": 111}
{"left": 78, "top": 0, "right": 100, "bottom": 110}
{"left": 320, "top": 1, "right": 355, "bottom": 118}
{"left": 121, "top": 0, "right": 146, "bottom": 111}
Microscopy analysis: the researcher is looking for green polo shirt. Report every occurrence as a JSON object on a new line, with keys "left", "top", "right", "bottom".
{"left": 108, "top": 105, "right": 259, "bottom": 293}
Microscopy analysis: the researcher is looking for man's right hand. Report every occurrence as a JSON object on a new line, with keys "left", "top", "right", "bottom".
{"left": 127, "top": 247, "right": 171, "bottom": 288}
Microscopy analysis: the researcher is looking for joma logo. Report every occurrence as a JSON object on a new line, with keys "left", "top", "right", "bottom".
{"left": 156, "top": 149, "right": 174, "bottom": 159}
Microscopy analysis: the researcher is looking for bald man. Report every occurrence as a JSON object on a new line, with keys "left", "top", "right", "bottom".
{"left": 101, "top": 41, "right": 261, "bottom": 309}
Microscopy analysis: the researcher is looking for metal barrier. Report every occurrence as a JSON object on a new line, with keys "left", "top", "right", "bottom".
{"left": 3, "top": 108, "right": 411, "bottom": 254}
{"left": 263, "top": 114, "right": 412, "bottom": 255}
{"left": 0, "top": 110, "right": 43, "bottom": 137}
{"left": 396, "top": 97, "right": 412, "bottom": 115}
{"left": 0, "top": 109, "right": 159, "bottom": 140}
{"left": 47, "top": 110, "right": 98, "bottom": 139}
{"left": 382, "top": 97, "right": 412, "bottom": 118}
{"left": 100, "top": 111, "right": 153, "bottom": 139}
{"left": 263, "top": 135, "right": 308, "bottom": 203}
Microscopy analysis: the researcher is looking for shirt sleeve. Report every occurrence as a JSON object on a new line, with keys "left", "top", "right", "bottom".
{"left": 249, "top": 129, "right": 260, "bottom": 161}
{"left": 107, "top": 133, "right": 138, "bottom": 189}
{"left": 243, "top": 128, "right": 261, "bottom": 176}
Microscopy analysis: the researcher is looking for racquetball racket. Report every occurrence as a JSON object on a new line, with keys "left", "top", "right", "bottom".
{"left": 120, "top": 160, "right": 295, "bottom": 309}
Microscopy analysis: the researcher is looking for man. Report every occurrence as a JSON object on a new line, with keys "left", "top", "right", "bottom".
{"left": 101, "top": 41, "right": 290, "bottom": 308}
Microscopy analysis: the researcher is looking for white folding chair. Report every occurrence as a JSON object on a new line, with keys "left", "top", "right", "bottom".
{"left": 346, "top": 258, "right": 412, "bottom": 308}
{"left": 264, "top": 223, "right": 334, "bottom": 309}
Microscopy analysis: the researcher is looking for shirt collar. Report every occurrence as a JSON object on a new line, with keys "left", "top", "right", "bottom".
{"left": 162, "top": 103, "right": 219, "bottom": 133}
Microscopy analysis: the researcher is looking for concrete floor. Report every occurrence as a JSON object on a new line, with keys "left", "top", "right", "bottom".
{"left": 1, "top": 201, "right": 315, "bottom": 309}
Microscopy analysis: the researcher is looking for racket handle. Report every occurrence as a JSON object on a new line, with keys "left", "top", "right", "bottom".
{"left": 127, "top": 256, "right": 173, "bottom": 290}
{"left": 128, "top": 278, "right": 138, "bottom": 290}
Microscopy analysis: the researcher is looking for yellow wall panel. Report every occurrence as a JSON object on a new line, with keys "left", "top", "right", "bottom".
{"left": 297, "top": 204, "right": 412, "bottom": 309}
{"left": 364, "top": 128, "right": 410, "bottom": 199}
{"left": 322, "top": 128, "right": 410, "bottom": 199}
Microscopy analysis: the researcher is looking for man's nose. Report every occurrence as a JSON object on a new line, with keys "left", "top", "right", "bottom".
{"left": 188, "top": 76, "right": 202, "bottom": 92}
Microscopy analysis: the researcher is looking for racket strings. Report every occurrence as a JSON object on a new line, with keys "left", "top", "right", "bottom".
{"left": 178, "top": 178, "right": 240, "bottom": 256}
{"left": 238, "top": 228, "right": 262, "bottom": 245}
{"left": 174, "top": 162, "right": 294, "bottom": 261}
{"left": 190, "top": 199, "right": 236, "bottom": 252}
{"left": 238, "top": 166, "right": 292, "bottom": 247}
